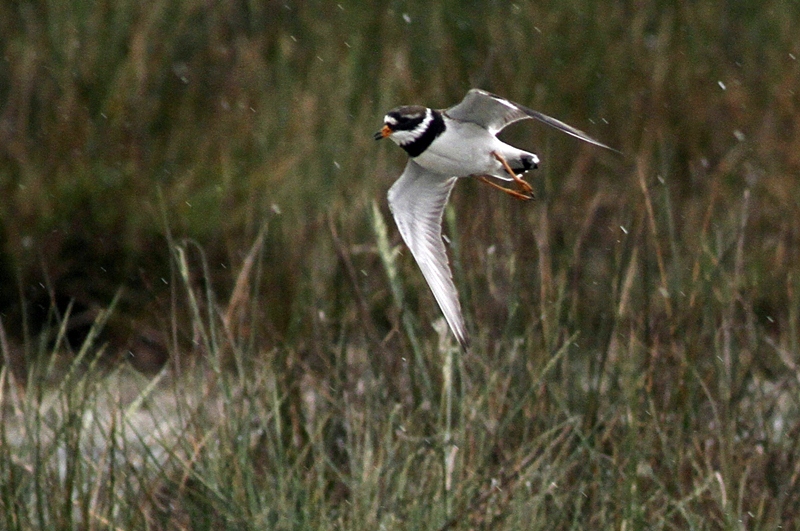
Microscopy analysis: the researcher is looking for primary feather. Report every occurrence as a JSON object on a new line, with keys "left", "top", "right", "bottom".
{"left": 387, "top": 160, "right": 469, "bottom": 350}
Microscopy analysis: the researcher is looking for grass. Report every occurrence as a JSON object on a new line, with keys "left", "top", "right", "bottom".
{"left": 2, "top": 0, "right": 800, "bottom": 528}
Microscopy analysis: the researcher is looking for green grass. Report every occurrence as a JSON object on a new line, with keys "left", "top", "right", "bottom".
{"left": 2, "top": 0, "right": 800, "bottom": 528}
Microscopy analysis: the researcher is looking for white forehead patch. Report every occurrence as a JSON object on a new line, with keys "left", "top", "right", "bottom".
{"left": 385, "top": 115, "right": 398, "bottom": 125}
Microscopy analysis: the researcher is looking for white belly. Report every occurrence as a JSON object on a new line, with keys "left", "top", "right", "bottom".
{"left": 413, "top": 123, "right": 511, "bottom": 178}
{"left": 414, "top": 122, "right": 530, "bottom": 180}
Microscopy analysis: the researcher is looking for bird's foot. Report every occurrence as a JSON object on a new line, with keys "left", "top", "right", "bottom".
{"left": 492, "top": 151, "right": 534, "bottom": 196}
{"left": 478, "top": 176, "right": 534, "bottom": 201}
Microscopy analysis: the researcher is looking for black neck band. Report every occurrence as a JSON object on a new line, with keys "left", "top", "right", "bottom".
{"left": 402, "top": 110, "right": 445, "bottom": 158}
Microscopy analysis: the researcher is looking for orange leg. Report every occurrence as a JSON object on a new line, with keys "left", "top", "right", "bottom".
{"left": 492, "top": 151, "right": 534, "bottom": 195}
{"left": 478, "top": 176, "right": 533, "bottom": 201}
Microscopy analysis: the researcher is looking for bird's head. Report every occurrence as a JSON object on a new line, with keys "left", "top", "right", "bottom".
{"left": 374, "top": 105, "right": 430, "bottom": 146}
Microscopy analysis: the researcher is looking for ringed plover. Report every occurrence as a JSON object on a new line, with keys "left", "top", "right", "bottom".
{"left": 375, "top": 89, "right": 615, "bottom": 350}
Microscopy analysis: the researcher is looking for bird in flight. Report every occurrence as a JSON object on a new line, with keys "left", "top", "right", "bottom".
{"left": 375, "top": 89, "right": 615, "bottom": 350}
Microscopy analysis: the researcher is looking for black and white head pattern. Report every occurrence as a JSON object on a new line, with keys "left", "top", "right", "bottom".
{"left": 384, "top": 106, "right": 445, "bottom": 157}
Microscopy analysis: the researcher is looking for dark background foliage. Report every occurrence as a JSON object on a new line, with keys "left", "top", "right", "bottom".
{"left": 2, "top": 0, "right": 800, "bottom": 527}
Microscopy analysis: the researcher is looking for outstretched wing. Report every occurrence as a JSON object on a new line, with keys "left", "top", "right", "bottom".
{"left": 388, "top": 160, "right": 469, "bottom": 350}
{"left": 445, "top": 89, "right": 531, "bottom": 135}
{"left": 446, "top": 88, "right": 619, "bottom": 152}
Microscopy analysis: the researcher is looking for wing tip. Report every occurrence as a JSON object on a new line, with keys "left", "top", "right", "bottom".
{"left": 591, "top": 139, "right": 623, "bottom": 156}
{"left": 456, "top": 331, "right": 471, "bottom": 352}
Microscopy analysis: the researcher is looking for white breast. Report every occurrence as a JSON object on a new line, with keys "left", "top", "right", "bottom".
{"left": 413, "top": 120, "right": 509, "bottom": 177}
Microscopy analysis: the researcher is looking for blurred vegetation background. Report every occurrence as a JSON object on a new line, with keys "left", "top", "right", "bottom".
{"left": 2, "top": 0, "right": 800, "bottom": 527}
{"left": 1, "top": 0, "right": 798, "bottom": 363}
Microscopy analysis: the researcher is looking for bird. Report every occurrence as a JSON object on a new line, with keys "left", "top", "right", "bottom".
{"left": 375, "top": 89, "right": 615, "bottom": 350}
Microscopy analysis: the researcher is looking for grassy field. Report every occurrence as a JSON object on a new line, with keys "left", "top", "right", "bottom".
{"left": 2, "top": 0, "right": 800, "bottom": 528}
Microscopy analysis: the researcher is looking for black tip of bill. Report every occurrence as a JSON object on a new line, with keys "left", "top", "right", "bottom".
{"left": 373, "top": 130, "right": 384, "bottom": 140}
